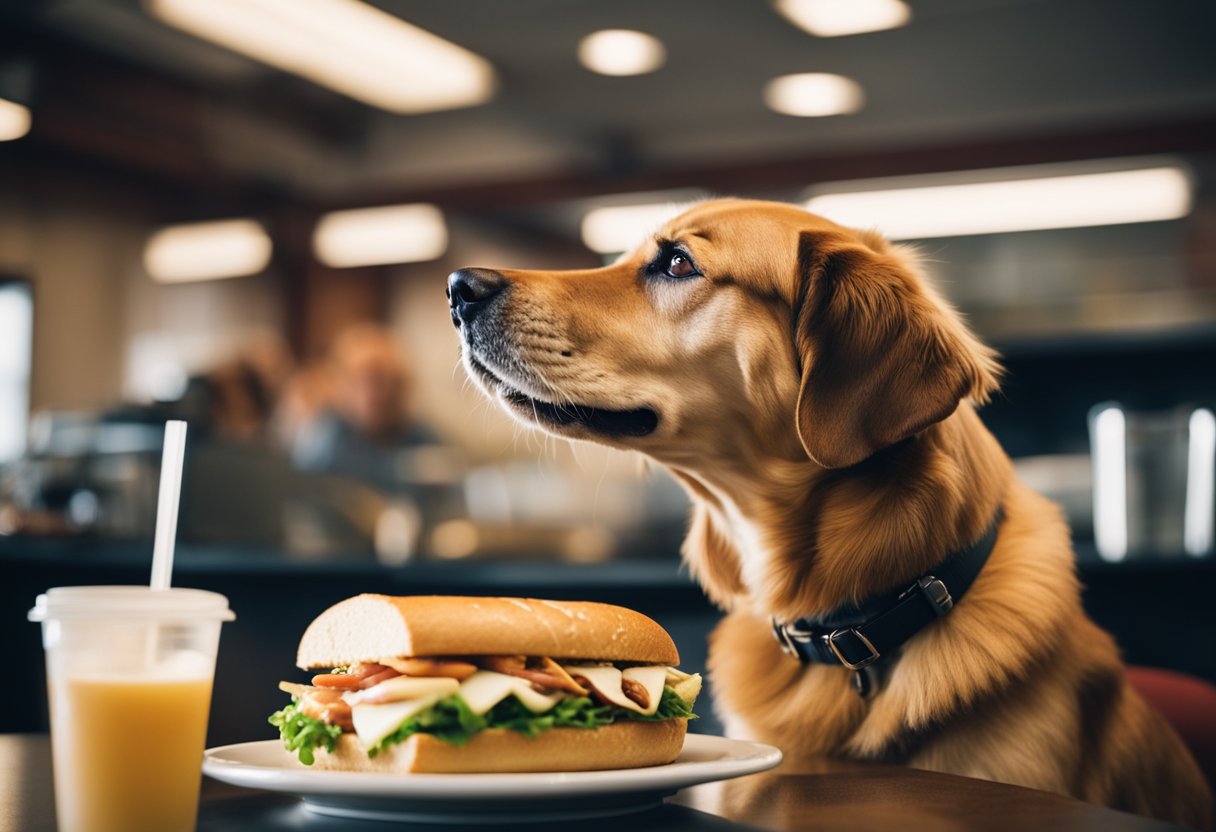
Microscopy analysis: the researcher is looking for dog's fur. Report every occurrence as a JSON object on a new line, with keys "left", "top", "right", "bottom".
{"left": 452, "top": 198, "right": 1213, "bottom": 828}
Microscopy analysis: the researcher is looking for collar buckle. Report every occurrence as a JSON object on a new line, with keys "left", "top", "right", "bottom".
{"left": 826, "top": 628, "right": 881, "bottom": 670}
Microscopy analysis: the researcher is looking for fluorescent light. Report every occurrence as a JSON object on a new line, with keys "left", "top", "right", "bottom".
{"left": 314, "top": 203, "right": 448, "bottom": 268}
{"left": 1091, "top": 405, "right": 1128, "bottom": 562}
{"left": 805, "top": 164, "right": 1193, "bottom": 239}
{"left": 775, "top": 0, "right": 910, "bottom": 37}
{"left": 578, "top": 29, "right": 666, "bottom": 76}
{"left": 1185, "top": 408, "right": 1215, "bottom": 557}
{"left": 0, "top": 98, "right": 31, "bottom": 141}
{"left": 764, "top": 73, "right": 863, "bottom": 117}
{"left": 147, "top": 0, "right": 495, "bottom": 113}
{"left": 144, "top": 219, "right": 272, "bottom": 283}
{"left": 581, "top": 200, "right": 696, "bottom": 254}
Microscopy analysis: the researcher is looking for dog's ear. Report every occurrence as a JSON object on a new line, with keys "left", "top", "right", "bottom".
{"left": 793, "top": 230, "right": 1000, "bottom": 469}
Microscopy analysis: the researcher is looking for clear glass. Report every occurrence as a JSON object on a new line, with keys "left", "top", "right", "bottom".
{"left": 30, "top": 587, "right": 233, "bottom": 832}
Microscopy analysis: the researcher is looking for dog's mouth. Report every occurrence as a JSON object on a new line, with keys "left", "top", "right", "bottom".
{"left": 468, "top": 355, "right": 659, "bottom": 438}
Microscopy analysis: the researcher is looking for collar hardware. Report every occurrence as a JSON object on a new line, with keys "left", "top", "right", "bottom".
{"left": 826, "top": 627, "right": 881, "bottom": 670}
{"left": 771, "top": 618, "right": 815, "bottom": 658}
{"left": 904, "top": 575, "right": 953, "bottom": 617}
{"left": 769, "top": 508, "right": 1002, "bottom": 695}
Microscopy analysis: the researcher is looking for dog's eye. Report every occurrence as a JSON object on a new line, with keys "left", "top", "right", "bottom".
{"left": 664, "top": 252, "right": 699, "bottom": 279}
{"left": 646, "top": 244, "right": 702, "bottom": 281}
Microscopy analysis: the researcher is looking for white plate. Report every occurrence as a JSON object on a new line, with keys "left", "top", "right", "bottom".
{"left": 203, "top": 733, "right": 782, "bottom": 824}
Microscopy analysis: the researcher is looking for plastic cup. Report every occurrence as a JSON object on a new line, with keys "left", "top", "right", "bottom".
{"left": 29, "top": 586, "right": 235, "bottom": 832}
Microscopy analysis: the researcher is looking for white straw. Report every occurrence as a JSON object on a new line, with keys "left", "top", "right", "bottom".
{"left": 150, "top": 420, "right": 188, "bottom": 591}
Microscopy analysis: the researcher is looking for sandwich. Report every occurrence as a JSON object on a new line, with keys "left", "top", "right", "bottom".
{"left": 269, "top": 594, "right": 701, "bottom": 773}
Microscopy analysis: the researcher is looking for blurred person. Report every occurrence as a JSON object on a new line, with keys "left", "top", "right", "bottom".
{"left": 242, "top": 333, "right": 295, "bottom": 412}
{"left": 273, "top": 362, "right": 334, "bottom": 452}
{"left": 174, "top": 334, "right": 294, "bottom": 443}
{"left": 192, "top": 359, "right": 270, "bottom": 441}
{"left": 291, "top": 324, "right": 441, "bottom": 493}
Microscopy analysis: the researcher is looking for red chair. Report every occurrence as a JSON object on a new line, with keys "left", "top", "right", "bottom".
{"left": 1127, "top": 666, "right": 1216, "bottom": 791}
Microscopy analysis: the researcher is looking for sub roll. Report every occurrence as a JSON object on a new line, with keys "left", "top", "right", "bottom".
{"left": 269, "top": 594, "right": 702, "bottom": 773}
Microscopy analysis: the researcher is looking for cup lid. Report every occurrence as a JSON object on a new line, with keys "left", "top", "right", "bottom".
{"left": 28, "top": 586, "right": 236, "bottom": 622}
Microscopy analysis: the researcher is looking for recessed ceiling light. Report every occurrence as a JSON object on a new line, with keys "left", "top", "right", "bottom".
{"left": 804, "top": 163, "right": 1194, "bottom": 239}
{"left": 144, "top": 219, "right": 272, "bottom": 283}
{"left": 313, "top": 204, "right": 448, "bottom": 268}
{"left": 764, "top": 73, "right": 863, "bottom": 117}
{"left": 147, "top": 0, "right": 496, "bottom": 113}
{"left": 578, "top": 29, "right": 666, "bottom": 76}
{"left": 0, "top": 98, "right": 31, "bottom": 142}
{"left": 774, "top": 0, "right": 911, "bottom": 37}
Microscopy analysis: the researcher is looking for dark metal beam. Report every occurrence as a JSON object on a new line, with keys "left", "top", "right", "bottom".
{"left": 0, "top": 23, "right": 362, "bottom": 206}
{"left": 327, "top": 114, "right": 1216, "bottom": 213}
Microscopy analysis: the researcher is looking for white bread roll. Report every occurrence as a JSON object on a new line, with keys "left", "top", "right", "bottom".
{"left": 296, "top": 595, "right": 680, "bottom": 670}
{"left": 298, "top": 720, "right": 688, "bottom": 774}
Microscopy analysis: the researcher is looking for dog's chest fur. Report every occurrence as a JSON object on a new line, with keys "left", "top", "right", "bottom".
{"left": 714, "top": 497, "right": 771, "bottom": 603}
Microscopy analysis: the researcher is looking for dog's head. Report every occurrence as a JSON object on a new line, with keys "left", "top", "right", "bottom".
{"left": 449, "top": 198, "right": 999, "bottom": 470}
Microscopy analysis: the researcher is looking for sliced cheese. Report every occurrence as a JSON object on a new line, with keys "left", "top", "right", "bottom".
{"left": 622, "top": 666, "right": 668, "bottom": 716}
{"left": 457, "top": 670, "right": 565, "bottom": 716}
{"left": 664, "top": 667, "right": 692, "bottom": 684}
{"left": 351, "top": 695, "right": 444, "bottom": 749}
{"left": 342, "top": 675, "right": 459, "bottom": 706}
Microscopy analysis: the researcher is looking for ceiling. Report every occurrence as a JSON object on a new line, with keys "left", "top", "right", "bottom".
{"left": 3, "top": 0, "right": 1215, "bottom": 211}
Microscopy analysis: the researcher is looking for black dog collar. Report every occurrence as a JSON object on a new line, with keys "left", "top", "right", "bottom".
{"left": 772, "top": 508, "right": 1003, "bottom": 695}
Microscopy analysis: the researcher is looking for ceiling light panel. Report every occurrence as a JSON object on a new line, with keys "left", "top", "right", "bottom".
{"left": 144, "top": 219, "right": 272, "bottom": 283}
{"left": 581, "top": 200, "right": 698, "bottom": 254}
{"left": 314, "top": 203, "right": 448, "bottom": 268}
{"left": 805, "top": 164, "right": 1193, "bottom": 239}
{"left": 147, "top": 0, "right": 496, "bottom": 113}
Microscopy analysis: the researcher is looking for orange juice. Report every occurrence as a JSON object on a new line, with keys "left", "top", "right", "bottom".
{"left": 30, "top": 587, "right": 233, "bottom": 832}
{"left": 50, "top": 674, "right": 213, "bottom": 832}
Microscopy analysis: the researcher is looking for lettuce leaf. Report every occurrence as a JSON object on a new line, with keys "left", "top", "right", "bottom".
{"left": 268, "top": 701, "right": 343, "bottom": 766}
{"left": 369, "top": 686, "right": 697, "bottom": 756}
{"left": 272, "top": 686, "right": 698, "bottom": 765}
{"left": 625, "top": 686, "right": 697, "bottom": 721}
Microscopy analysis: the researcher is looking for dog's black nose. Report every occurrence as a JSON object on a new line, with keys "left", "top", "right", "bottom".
{"left": 447, "top": 268, "right": 506, "bottom": 327}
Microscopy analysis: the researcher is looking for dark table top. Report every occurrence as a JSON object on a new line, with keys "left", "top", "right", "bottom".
{"left": 1, "top": 734, "right": 1187, "bottom": 832}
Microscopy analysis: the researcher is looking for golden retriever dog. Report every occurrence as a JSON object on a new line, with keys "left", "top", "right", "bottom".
{"left": 448, "top": 198, "right": 1213, "bottom": 828}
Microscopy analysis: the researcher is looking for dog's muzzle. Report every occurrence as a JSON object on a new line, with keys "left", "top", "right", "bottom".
{"left": 447, "top": 268, "right": 507, "bottom": 328}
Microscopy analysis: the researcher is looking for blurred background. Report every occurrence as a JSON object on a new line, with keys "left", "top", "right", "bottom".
{"left": 1, "top": 0, "right": 1214, "bottom": 744}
